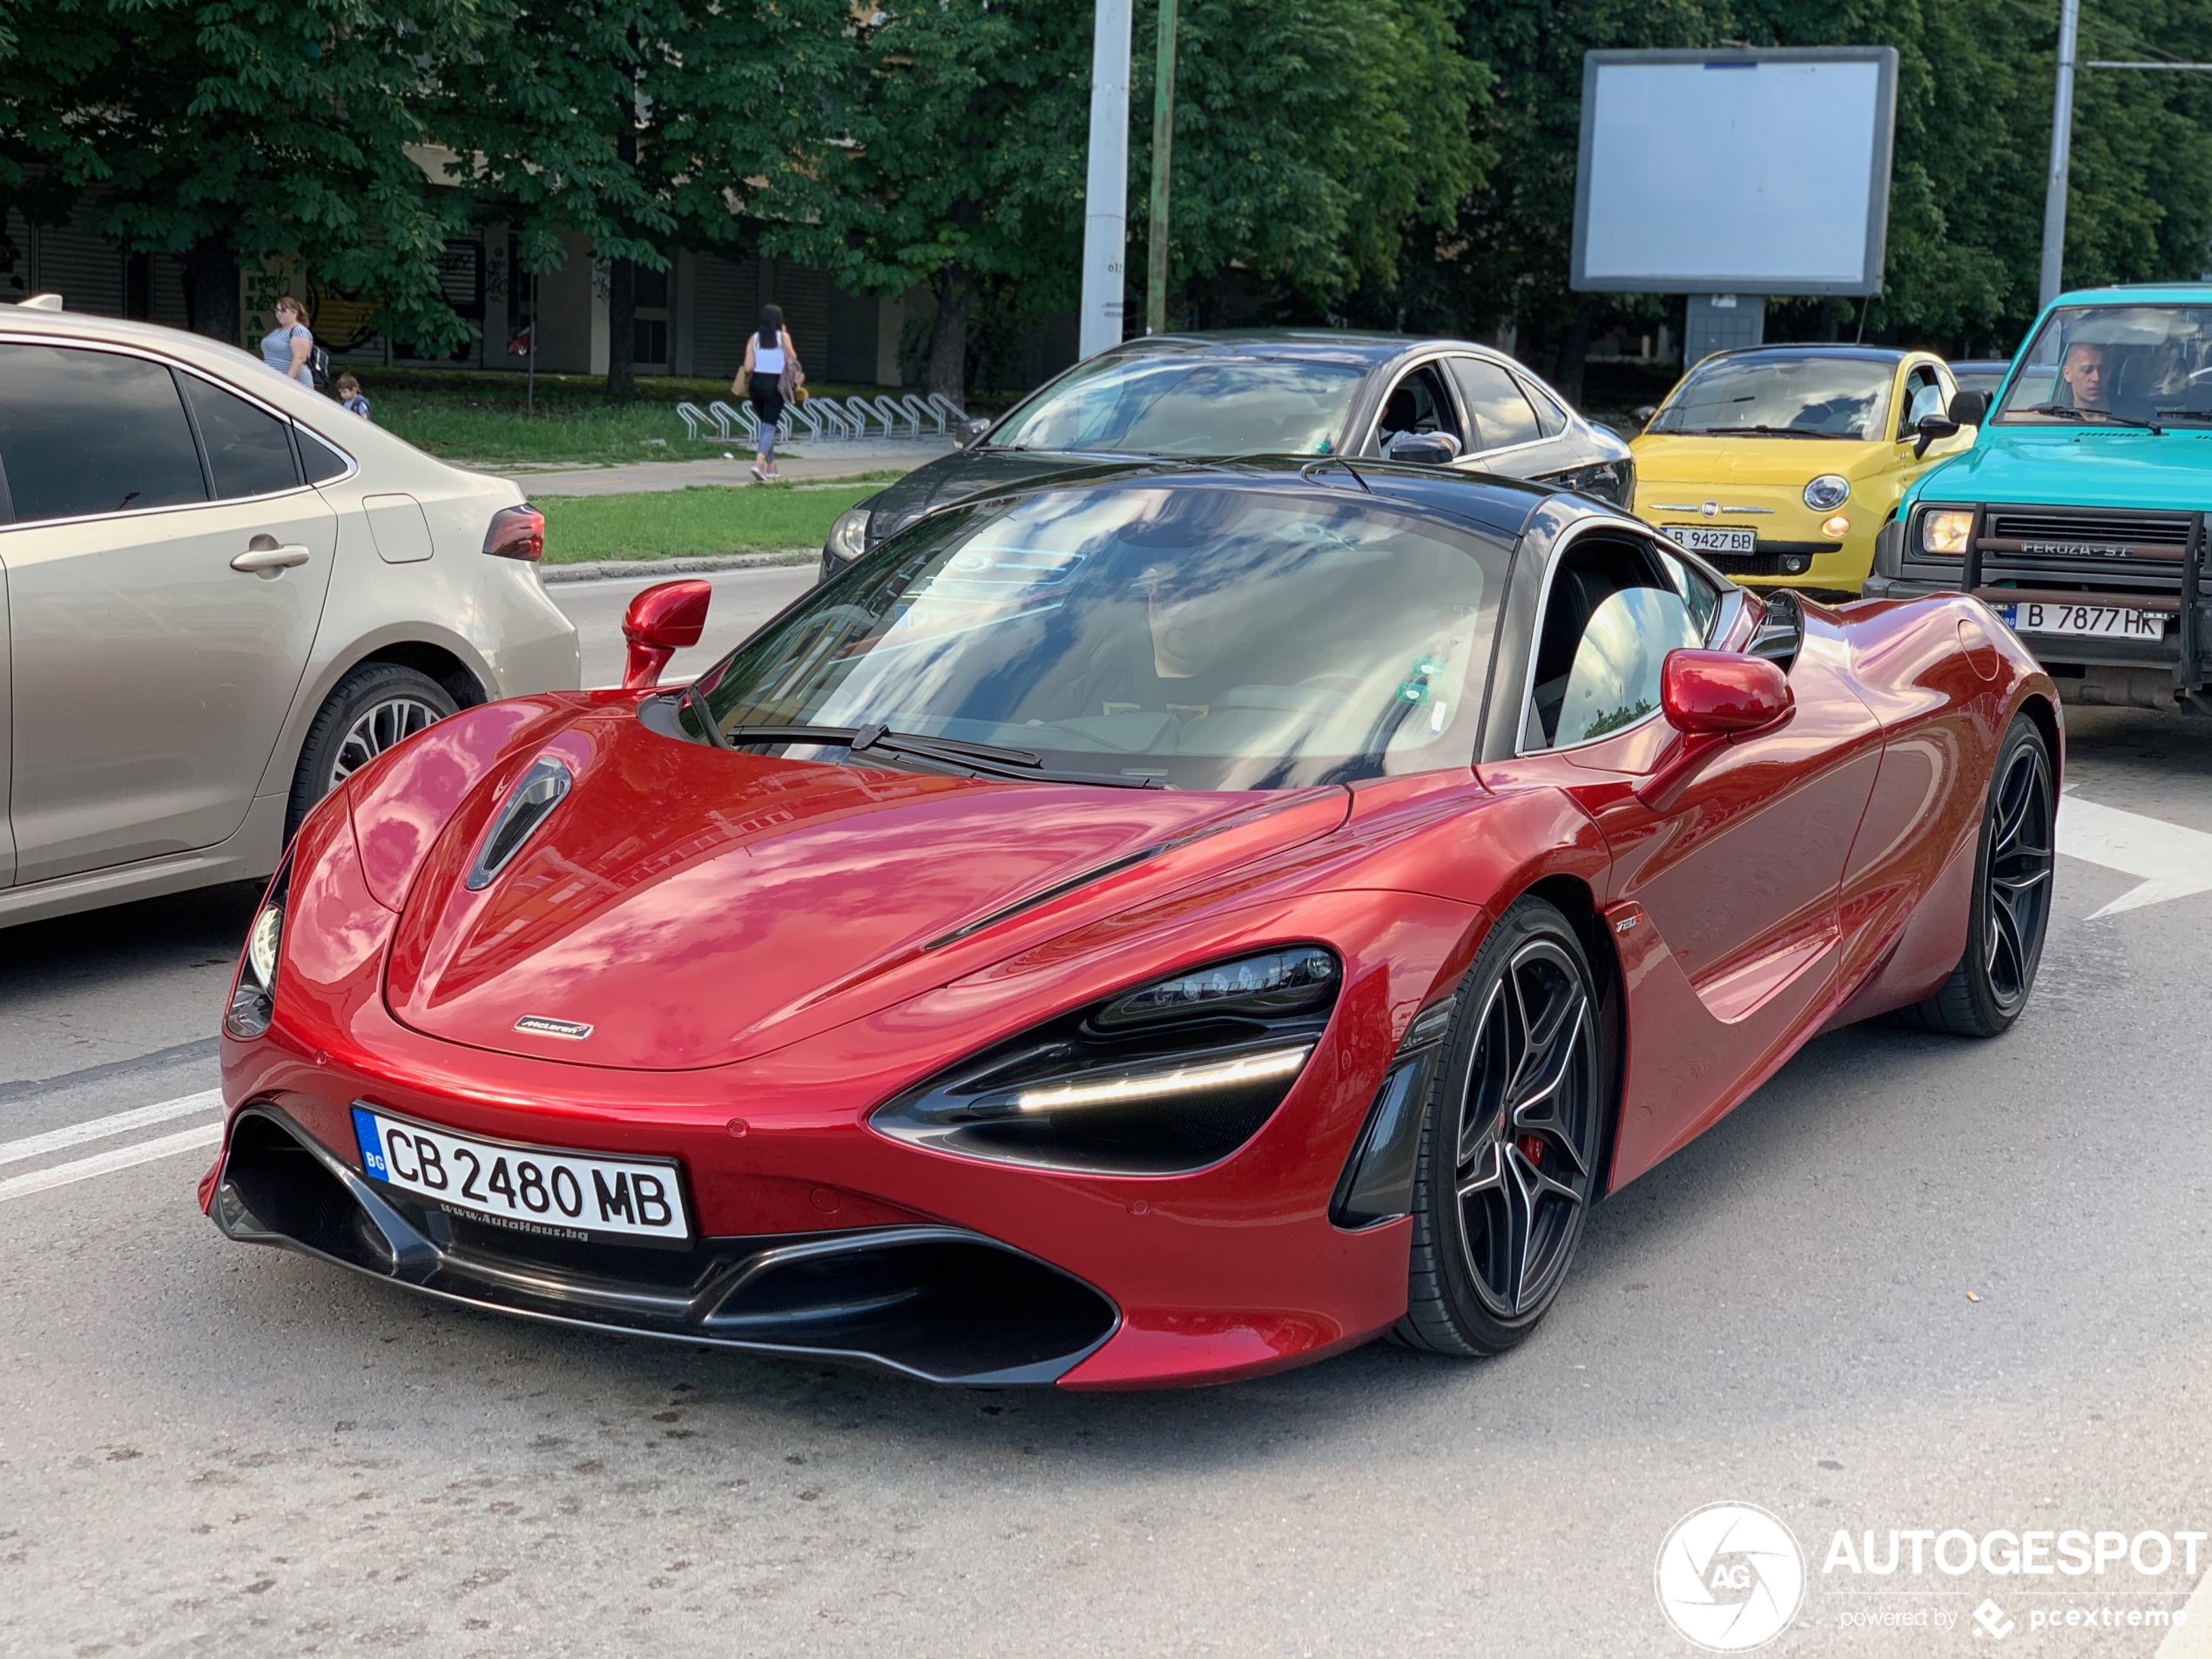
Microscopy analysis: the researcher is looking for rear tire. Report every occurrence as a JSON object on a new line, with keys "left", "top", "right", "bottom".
{"left": 1885, "top": 711, "right": 2054, "bottom": 1038}
{"left": 286, "top": 663, "right": 457, "bottom": 840}
{"left": 1396, "top": 896, "right": 1606, "bottom": 1358}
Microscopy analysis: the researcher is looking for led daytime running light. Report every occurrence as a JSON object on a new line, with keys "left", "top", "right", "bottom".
{"left": 1015, "top": 1044, "right": 1312, "bottom": 1112}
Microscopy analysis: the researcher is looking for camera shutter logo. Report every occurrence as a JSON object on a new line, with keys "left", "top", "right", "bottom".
{"left": 1656, "top": 1502, "right": 1806, "bottom": 1651}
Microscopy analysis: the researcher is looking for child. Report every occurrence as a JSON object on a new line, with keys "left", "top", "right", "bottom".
{"left": 335, "top": 374, "right": 371, "bottom": 420}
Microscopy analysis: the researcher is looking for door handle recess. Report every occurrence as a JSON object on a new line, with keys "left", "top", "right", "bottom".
{"left": 232, "top": 542, "right": 313, "bottom": 577}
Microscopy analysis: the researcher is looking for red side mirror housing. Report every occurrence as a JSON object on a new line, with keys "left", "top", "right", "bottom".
{"left": 1661, "top": 649, "right": 1793, "bottom": 735}
{"left": 621, "top": 579, "right": 712, "bottom": 690}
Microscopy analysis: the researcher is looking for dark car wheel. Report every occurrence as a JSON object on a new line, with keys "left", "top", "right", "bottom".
{"left": 1886, "top": 711, "right": 2055, "bottom": 1039}
{"left": 1396, "top": 896, "right": 1606, "bottom": 1357}
{"left": 286, "top": 663, "right": 458, "bottom": 840}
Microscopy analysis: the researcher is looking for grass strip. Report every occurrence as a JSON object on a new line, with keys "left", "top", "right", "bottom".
{"left": 537, "top": 483, "right": 875, "bottom": 563}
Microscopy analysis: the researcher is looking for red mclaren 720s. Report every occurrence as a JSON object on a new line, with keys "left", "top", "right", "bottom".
{"left": 205, "top": 459, "right": 2060, "bottom": 1388}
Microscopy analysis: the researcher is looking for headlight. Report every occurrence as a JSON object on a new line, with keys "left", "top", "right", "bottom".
{"left": 1919, "top": 508, "right": 1973, "bottom": 556}
{"left": 825, "top": 503, "right": 872, "bottom": 565}
{"left": 871, "top": 946, "right": 1341, "bottom": 1174}
{"left": 226, "top": 858, "right": 293, "bottom": 1039}
{"left": 1804, "top": 475, "right": 1851, "bottom": 511}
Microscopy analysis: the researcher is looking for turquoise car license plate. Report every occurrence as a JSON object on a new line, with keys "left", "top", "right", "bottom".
{"left": 1997, "top": 602, "right": 2163, "bottom": 641}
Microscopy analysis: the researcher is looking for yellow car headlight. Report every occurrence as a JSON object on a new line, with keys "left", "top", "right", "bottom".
{"left": 1919, "top": 509, "right": 1973, "bottom": 557}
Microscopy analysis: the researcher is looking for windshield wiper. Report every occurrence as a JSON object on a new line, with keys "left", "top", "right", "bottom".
{"left": 2024, "top": 402, "right": 2163, "bottom": 433}
{"left": 1688, "top": 425, "right": 1836, "bottom": 439}
{"left": 705, "top": 720, "right": 1165, "bottom": 789}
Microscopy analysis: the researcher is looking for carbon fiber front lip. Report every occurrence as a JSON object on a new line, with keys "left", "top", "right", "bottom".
{"left": 211, "top": 1103, "right": 1120, "bottom": 1386}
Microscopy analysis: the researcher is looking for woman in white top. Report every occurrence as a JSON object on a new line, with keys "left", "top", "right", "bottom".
{"left": 737, "top": 304, "right": 803, "bottom": 482}
{"left": 260, "top": 296, "right": 314, "bottom": 388}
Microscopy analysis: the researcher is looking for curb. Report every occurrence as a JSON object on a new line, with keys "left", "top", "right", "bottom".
{"left": 540, "top": 550, "right": 815, "bottom": 583}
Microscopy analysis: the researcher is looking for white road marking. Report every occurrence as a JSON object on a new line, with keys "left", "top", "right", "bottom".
{"left": 0, "top": 1088, "right": 223, "bottom": 1166}
{"left": 2058, "top": 792, "right": 2212, "bottom": 918}
{"left": 0, "top": 1121, "right": 223, "bottom": 1204}
{"left": 2157, "top": 1562, "right": 2212, "bottom": 1658}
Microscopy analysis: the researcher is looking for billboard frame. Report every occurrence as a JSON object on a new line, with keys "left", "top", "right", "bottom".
{"left": 1570, "top": 45, "right": 1900, "bottom": 297}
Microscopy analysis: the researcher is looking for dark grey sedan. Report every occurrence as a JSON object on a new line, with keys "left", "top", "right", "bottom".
{"left": 819, "top": 330, "right": 1634, "bottom": 579}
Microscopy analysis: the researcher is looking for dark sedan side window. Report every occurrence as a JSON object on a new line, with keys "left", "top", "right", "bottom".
{"left": 1449, "top": 358, "right": 1543, "bottom": 454}
{"left": 0, "top": 343, "right": 208, "bottom": 523}
{"left": 182, "top": 373, "right": 302, "bottom": 499}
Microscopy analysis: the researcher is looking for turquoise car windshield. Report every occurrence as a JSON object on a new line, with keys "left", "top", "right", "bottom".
{"left": 986, "top": 354, "right": 1365, "bottom": 456}
{"left": 1647, "top": 354, "right": 1893, "bottom": 440}
{"left": 1994, "top": 305, "right": 2212, "bottom": 426}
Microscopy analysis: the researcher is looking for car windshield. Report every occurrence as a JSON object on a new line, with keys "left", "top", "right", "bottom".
{"left": 686, "top": 483, "right": 1501, "bottom": 791}
{"left": 985, "top": 353, "right": 1366, "bottom": 456}
{"left": 1993, "top": 304, "right": 2212, "bottom": 426}
{"left": 1647, "top": 354, "right": 1893, "bottom": 439}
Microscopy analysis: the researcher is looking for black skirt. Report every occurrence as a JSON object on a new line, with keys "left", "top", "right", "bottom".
{"left": 747, "top": 373, "right": 784, "bottom": 426}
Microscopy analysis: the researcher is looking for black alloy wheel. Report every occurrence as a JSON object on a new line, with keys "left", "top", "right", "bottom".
{"left": 1397, "top": 896, "right": 1606, "bottom": 1357}
{"left": 286, "top": 663, "right": 461, "bottom": 840}
{"left": 1887, "top": 711, "right": 2055, "bottom": 1038}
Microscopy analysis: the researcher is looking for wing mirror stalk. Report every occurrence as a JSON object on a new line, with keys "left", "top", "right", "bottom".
{"left": 1635, "top": 650, "right": 1794, "bottom": 809}
{"left": 621, "top": 579, "right": 712, "bottom": 690}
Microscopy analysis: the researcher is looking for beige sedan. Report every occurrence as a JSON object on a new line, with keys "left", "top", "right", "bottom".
{"left": 0, "top": 300, "right": 579, "bottom": 929}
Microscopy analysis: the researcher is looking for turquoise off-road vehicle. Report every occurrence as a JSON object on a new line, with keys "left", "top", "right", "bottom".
{"left": 1869, "top": 284, "right": 2212, "bottom": 713}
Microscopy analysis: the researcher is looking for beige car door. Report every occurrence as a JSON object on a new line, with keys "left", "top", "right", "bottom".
{"left": 0, "top": 342, "right": 337, "bottom": 886}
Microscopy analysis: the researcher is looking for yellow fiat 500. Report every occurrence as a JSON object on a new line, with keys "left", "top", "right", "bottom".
{"left": 1630, "top": 345, "right": 1976, "bottom": 595}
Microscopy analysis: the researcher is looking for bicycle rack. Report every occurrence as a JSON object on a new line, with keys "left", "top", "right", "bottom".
{"left": 927, "top": 392, "right": 969, "bottom": 427}
{"left": 898, "top": 395, "right": 943, "bottom": 435}
{"left": 708, "top": 400, "right": 747, "bottom": 440}
{"left": 675, "top": 402, "right": 714, "bottom": 441}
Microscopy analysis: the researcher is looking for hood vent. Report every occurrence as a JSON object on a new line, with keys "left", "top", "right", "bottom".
{"left": 466, "top": 756, "right": 572, "bottom": 890}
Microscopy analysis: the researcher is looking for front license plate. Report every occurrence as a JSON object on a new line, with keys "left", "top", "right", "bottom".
{"left": 1662, "top": 525, "right": 1757, "bottom": 556}
{"left": 1998, "top": 602, "right": 2165, "bottom": 640}
{"left": 351, "top": 1105, "right": 691, "bottom": 1244}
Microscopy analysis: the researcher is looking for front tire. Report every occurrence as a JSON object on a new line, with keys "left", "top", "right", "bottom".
{"left": 1396, "top": 896, "right": 1606, "bottom": 1357}
{"left": 286, "top": 663, "right": 457, "bottom": 839}
{"left": 1887, "top": 711, "right": 2055, "bottom": 1038}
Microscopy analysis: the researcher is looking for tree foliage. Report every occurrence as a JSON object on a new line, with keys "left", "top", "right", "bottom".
{"left": 0, "top": 0, "right": 486, "bottom": 351}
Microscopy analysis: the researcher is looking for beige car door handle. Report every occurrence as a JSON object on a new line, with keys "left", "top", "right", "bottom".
{"left": 232, "top": 543, "right": 313, "bottom": 578}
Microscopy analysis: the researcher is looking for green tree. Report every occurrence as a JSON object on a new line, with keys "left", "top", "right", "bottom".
{"left": 428, "top": 0, "right": 858, "bottom": 395}
{"left": 817, "top": 0, "right": 1484, "bottom": 398}
{"left": 0, "top": 0, "right": 485, "bottom": 350}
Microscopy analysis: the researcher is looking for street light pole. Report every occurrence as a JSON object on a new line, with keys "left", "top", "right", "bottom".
{"left": 1145, "top": 0, "right": 1178, "bottom": 335}
{"left": 1080, "top": 0, "right": 1133, "bottom": 358}
{"left": 2038, "top": 0, "right": 2081, "bottom": 311}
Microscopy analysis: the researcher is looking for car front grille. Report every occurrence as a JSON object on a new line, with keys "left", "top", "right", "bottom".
{"left": 1979, "top": 508, "right": 2194, "bottom": 565}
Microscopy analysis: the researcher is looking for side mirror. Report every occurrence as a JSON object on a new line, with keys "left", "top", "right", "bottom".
{"left": 1633, "top": 404, "right": 1659, "bottom": 430}
{"left": 1912, "top": 411, "right": 1962, "bottom": 458}
{"left": 621, "top": 579, "right": 712, "bottom": 690}
{"left": 1946, "top": 388, "right": 1989, "bottom": 427}
{"left": 1661, "top": 649, "right": 1793, "bottom": 736}
{"left": 958, "top": 418, "right": 992, "bottom": 448}
{"left": 1391, "top": 431, "right": 1462, "bottom": 465}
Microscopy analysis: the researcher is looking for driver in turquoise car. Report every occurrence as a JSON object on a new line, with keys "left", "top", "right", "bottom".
{"left": 2058, "top": 341, "right": 2109, "bottom": 411}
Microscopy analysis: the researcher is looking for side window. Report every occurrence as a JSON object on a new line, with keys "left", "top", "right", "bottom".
{"left": 1900, "top": 366, "right": 1946, "bottom": 434}
{"left": 1448, "top": 357, "right": 1542, "bottom": 454}
{"left": 0, "top": 343, "right": 206, "bottom": 523}
{"left": 1376, "top": 364, "right": 1462, "bottom": 453}
{"left": 1657, "top": 550, "right": 1725, "bottom": 640}
{"left": 1519, "top": 375, "right": 1568, "bottom": 437}
{"left": 297, "top": 427, "right": 353, "bottom": 483}
{"left": 1522, "top": 537, "right": 1702, "bottom": 752}
{"left": 181, "top": 374, "right": 301, "bottom": 499}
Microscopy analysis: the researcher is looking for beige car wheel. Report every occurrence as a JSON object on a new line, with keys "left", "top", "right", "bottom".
{"left": 286, "top": 663, "right": 457, "bottom": 839}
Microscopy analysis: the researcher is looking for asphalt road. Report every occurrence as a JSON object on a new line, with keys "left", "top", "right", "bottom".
{"left": 3, "top": 570, "right": 2209, "bottom": 1657}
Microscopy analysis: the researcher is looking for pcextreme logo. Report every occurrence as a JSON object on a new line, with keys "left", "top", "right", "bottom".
{"left": 1656, "top": 1502, "right": 1807, "bottom": 1651}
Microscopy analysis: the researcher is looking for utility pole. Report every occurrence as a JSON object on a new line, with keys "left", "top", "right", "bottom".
{"left": 2038, "top": 0, "right": 2081, "bottom": 312}
{"left": 1080, "top": 0, "right": 1133, "bottom": 358}
{"left": 1145, "top": 0, "right": 1179, "bottom": 335}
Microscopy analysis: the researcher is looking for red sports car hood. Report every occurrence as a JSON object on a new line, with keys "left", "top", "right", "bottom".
{"left": 383, "top": 710, "right": 1343, "bottom": 1069}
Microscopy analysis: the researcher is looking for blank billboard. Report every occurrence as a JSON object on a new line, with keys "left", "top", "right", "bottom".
{"left": 1572, "top": 47, "right": 1898, "bottom": 296}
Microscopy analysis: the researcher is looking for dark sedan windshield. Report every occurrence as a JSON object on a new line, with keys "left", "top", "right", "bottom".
{"left": 1648, "top": 354, "right": 1893, "bottom": 439}
{"left": 985, "top": 354, "right": 1366, "bottom": 456}
{"left": 1993, "top": 305, "right": 2212, "bottom": 426}
{"left": 688, "top": 483, "right": 1501, "bottom": 790}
